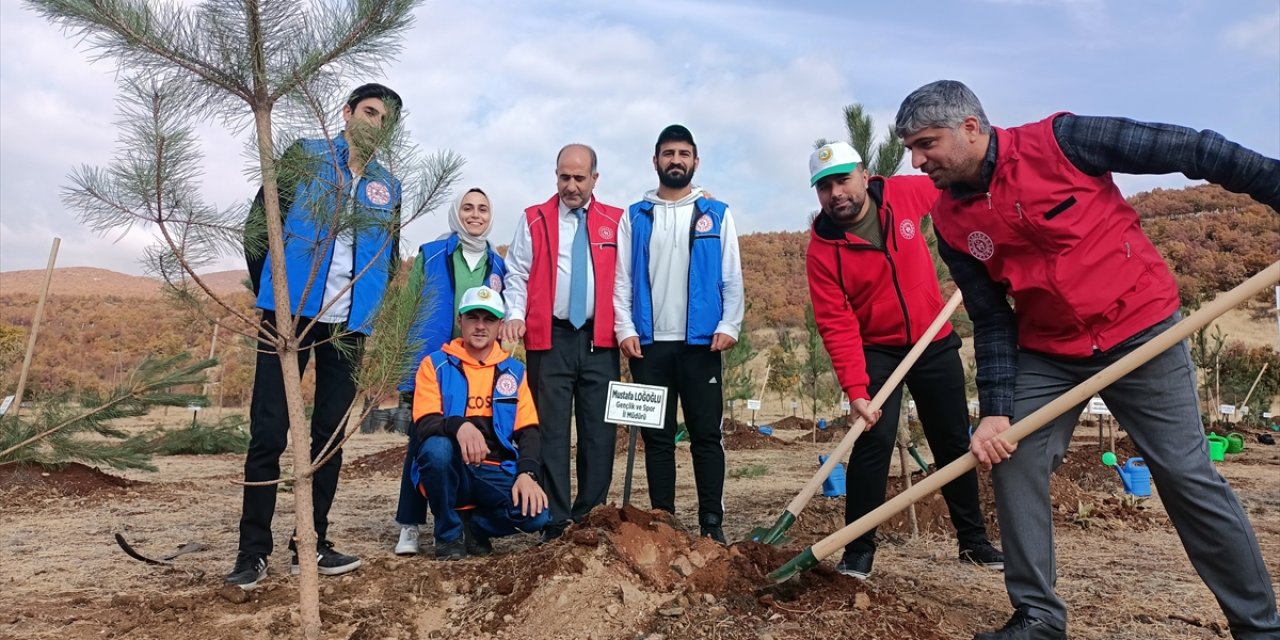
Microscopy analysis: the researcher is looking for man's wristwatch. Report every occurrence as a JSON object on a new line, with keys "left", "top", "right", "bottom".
{"left": 518, "top": 470, "right": 538, "bottom": 482}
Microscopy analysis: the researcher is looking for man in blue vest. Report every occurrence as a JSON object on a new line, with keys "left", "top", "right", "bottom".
{"left": 227, "top": 83, "right": 403, "bottom": 589}
{"left": 614, "top": 124, "right": 745, "bottom": 543}
{"left": 411, "top": 286, "right": 550, "bottom": 559}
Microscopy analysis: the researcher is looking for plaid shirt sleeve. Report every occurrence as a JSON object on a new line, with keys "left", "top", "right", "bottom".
{"left": 1053, "top": 115, "right": 1280, "bottom": 210}
{"left": 936, "top": 233, "right": 1019, "bottom": 418}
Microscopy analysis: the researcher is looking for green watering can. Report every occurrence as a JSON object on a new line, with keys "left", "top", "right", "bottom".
{"left": 1207, "top": 434, "right": 1228, "bottom": 462}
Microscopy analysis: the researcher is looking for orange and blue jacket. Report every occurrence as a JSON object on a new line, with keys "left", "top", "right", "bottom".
{"left": 412, "top": 339, "right": 541, "bottom": 476}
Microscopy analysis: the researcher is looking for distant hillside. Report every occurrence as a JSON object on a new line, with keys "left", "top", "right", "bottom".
{"left": 0, "top": 184, "right": 1274, "bottom": 403}
{"left": 0, "top": 267, "right": 248, "bottom": 299}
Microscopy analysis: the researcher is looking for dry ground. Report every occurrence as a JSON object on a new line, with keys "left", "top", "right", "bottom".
{"left": 2, "top": 408, "right": 1279, "bottom": 639}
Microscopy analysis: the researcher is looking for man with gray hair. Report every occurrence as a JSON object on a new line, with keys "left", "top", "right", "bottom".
{"left": 502, "top": 144, "right": 623, "bottom": 542}
{"left": 894, "top": 79, "right": 1279, "bottom": 640}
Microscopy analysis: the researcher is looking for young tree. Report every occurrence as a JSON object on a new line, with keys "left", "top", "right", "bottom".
{"left": 765, "top": 328, "right": 800, "bottom": 409}
{"left": 23, "top": 0, "right": 459, "bottom": 636}
{"left": 722, "top": 309, "right": 756, "bottom": 424}
{"left": 799, "top": 304, "right": 838, "bottom": 422}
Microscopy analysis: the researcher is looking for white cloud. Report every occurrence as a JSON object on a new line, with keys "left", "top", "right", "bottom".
{"left": 2, "top": 0, "right": 1277, "bottom": 276}
{"left": 1223, "top": 7, "right": 1280, "bottom": 59}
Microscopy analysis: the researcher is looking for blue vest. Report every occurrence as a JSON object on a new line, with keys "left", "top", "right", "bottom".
{"left": 627, "top": 197, "right": 726, "bottom": 345}
{"left": 429, "top": 350, "right": 524, "bottom": 476}
{"left": 256, "top": 135, "right": 400, "bottom": 334}
{"left": 398, "top": 234, "right": 507, "bottom": 393}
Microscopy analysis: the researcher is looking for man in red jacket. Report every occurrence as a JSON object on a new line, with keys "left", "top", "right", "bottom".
{"left": 895, "top": 79, "right": 1279, "bottom": 640}
{"left": 806, "top": 141, "right": 1001, "bottom": 580}
{"left": 501, "top": 144, "right": 623, "bottom": 542}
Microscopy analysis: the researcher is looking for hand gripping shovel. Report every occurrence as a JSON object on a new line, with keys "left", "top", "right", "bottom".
{"left": 768, "top": 261, "right": 1279, "bottom": 582}
{"left": 745, "top": 289, "right": 964, "bottom": 545}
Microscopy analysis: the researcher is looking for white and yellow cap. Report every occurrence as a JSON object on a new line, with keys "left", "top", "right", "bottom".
{"left": 458, "top": 286, "right": 506, "bottom": 319}
{"left": 809, "top": 141, "right": 863, "bottom": 186}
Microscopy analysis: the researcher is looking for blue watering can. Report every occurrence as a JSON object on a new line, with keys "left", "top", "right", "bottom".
{"left": 818, "top": 454, "right": 846, "bottom": 497}
{"left": 1109, "top": 456, "right": 1151, "bottom": 497}
{"left": 817, "top": 419, "right": 828, "bottom": 431}
{"left": 758, "top": 425, "right": 774, "bottom": 436}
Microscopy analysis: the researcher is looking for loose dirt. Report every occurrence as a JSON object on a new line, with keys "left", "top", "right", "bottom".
{"left": 2, "top": 413, "right": 1276, "bottom": 639}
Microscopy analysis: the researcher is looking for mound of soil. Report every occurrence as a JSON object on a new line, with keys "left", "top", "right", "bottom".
{"left": 771, "top": 416, "right": 815, "bottom": 431}
{"left": 0, "top": 462, "right": 138, "bottom": 497}
{"left": 723, "top": 427, "right": 793, "bottom": 450}
{"left": 343, "top": 445, "right": 407, "bottom": 478}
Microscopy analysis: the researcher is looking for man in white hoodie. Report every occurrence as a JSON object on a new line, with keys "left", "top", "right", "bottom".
{"left": 614, "top": 124, "right": 745, "bottom": 543}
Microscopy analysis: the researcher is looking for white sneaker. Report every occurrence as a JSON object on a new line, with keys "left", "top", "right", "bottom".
{"left": 394, "top": 525, "right": 420, "bottom": 556}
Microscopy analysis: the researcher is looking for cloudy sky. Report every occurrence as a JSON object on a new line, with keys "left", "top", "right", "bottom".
{"left": 1, "top": 0, "right": 1277, "bottom": 275}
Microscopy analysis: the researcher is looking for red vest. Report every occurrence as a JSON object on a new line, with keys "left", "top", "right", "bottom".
{"left": 931, "top": 113, "right": 1180, "bottom": 357}
{"left": 523, "top": 195, "right": 622, "bottom": 351}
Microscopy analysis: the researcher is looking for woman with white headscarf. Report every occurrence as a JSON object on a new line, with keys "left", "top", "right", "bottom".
{"left": 393, "top": 187, "right": 507, "bottom": 555}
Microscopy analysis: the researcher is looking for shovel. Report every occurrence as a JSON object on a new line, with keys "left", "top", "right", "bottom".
{"left": 768, "top": 261, "right": 1279, "bottom": 583}
{"left": 745, "top": 289, "right": 964, "bottom": 544}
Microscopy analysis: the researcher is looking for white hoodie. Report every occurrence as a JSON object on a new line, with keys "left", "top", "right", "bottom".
{"left": 614, "top": 187, "right": 745, "bottom": 343}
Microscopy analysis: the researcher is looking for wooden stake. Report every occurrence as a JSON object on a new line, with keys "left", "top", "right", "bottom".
{"left": 1239, "top": 363, "right": 1269, "bottom": 414}
{"left": 9, "top": 238, "right": 60, "bottom": 417}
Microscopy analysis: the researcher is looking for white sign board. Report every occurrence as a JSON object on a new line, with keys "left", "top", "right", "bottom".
{"left": 0, "top": 395, "right": 14, "bottom": 415}
{"left": 1264, "top": 412, "right": 1273, "bottom": 420}
{"left": 1087, "top": 397, "right": 1111, "bottom": 416}
{"left": 1219, "top": 404, "right": 1236, "bottom": 416}
{"left": 186, "top": 404, "right": 203, "bottom": 412}
{"left": 746, "top": 399, "right": 762, "bottom": 411}
{"left": 790, "top": 401, "right": 799, "bottom": 413}
{"left": 840, "top": 399, "right": 851, "bottom": 412}
{"left": 605, "top": 381, "right": 669, "bottom": 429}
{"left": 1239, "top": 406, "right": 1250, "bottom": 416}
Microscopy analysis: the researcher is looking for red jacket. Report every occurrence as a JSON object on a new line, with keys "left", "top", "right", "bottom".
{"left": 931, "top": 113, "right": 1180, "bottom": 357}
{"left": 523, "top": 195, "right": 622, "bottom": 351}
{"left": 807, "top": 174, "right": 951, "bottom": 401}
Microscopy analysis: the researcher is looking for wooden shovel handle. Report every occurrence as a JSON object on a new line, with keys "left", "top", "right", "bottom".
{"left": 809, "top": 261, "right": 1280, "bottom": 561}
{"left": 784, "top": 289, "right": 964, "bottom": 516}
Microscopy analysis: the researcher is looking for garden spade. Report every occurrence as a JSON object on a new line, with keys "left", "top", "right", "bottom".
{"left": 114, "top": 533, "right": 207, "bottom": 566}
{"left": 768, "top": 261, "right": 1279, "bottom": 583}
{"left": 744, "top": 290, "right": 963, "bottom": 545}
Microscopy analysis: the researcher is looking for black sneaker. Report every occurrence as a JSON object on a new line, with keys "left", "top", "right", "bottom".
{"left": 224, "top": 552, "right": 268, "bottom": 590}
{"left": 540, "top": 521, "right": 568, "bottom": 544}
{"left": 699, "top": 513, "right": 726, "bottom": 544}
{"left": 290, "top": 540, "right": 362, "bottom": 576}
{"left": 461, "top": 512, "right": 492, "bottom": 557}
{"left": 973, "top": 607, "right": 1066, "bottom": 640}
{"left": 959, "top": 541, "right": 1005, "bottom": 570}
{"left": 699, "top": 525, "right": 726, "bottom": 544}
{"left": 836, "top": 549, "right": 874, "bottom": 580}
{"left": 434, "top": 537, "right": 467, "bottom": 560}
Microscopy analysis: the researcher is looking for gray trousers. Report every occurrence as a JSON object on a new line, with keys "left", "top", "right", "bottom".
{"left": 995, "top": 313, "right": 1278, "bottom": 638}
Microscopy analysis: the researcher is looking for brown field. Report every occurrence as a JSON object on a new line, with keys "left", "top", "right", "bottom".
{"left": 3, "top": 408, "right": 1278, "bottom": 640}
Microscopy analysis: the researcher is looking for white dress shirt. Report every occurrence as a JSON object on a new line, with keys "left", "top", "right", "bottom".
{"left": 504, "top": 198, "right": 596, "bottom": 323}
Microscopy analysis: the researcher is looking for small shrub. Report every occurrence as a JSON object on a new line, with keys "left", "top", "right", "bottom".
{"left": 728, "top": 464, "right": 769, "bottom": 479}
{"left": 146, "top": 415, "right": 250, "bottom": 455}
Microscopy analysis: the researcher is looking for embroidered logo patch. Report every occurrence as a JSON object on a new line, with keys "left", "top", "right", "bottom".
{"left": 967, "top": 231, "right": 995, "bottom": 261}
{"left": 495, "top": 372, "right": 518, "bottom": 396}
{"left": 899, "top": 219, "right": 917, "bottom": 240}
{"left": 817, "top": 146, "right": 833, "bottom": 162}
{"left": 365, "top": 181, "right": 391, "bottom": 206}
{"left": 598, "top": 226, "right": 614, "bottom": 240}
{"left": 488, "top": 274, "right": 503, "bottom": 291}
{"left": 694, "top": 214, "right": 713, "bottom": 233}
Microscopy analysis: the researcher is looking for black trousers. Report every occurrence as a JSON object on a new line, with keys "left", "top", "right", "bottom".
{"left": 845, "top": 331, "right": 989, "bottom": 554}
{"left": 629, "top": 341, "right": 725, "bottom": 523}
{"left": 526, "top": 322, "right": 620, "bottom": 525}
{"left": 238, "top": 311, "right": 361, "bottom": 556}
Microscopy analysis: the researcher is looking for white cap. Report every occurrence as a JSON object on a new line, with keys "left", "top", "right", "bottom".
{"left": 809, "top": 141, "right": 863, "bottom": 186}
{"left": 457, "top": 286, "right": 505, "bottom": 319}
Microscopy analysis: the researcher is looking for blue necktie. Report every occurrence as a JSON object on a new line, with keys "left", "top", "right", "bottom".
{"left": 569, "top": 208, "right": 588, "bottom": 329}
